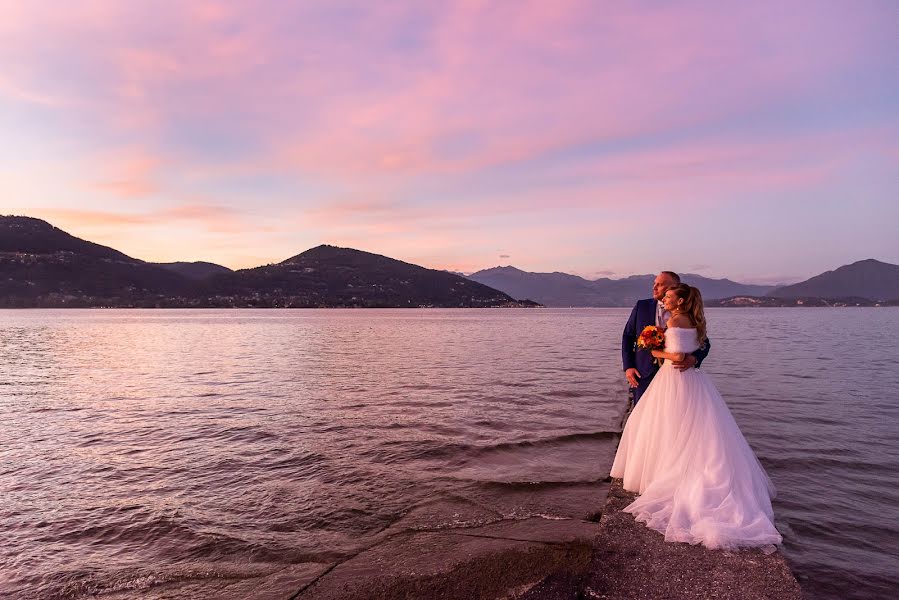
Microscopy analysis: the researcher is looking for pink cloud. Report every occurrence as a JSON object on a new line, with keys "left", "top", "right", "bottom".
{"left": 2, "top": 2, "right": 895, "bottom": 276}
{"left": 264, "top": 1, "right": 887, "bottom": 178}
{"left": 0, "top": 75, "right": 65, "bottom": 107}
{"left": 2, "top": 2, "right": 889, "bottom": 179}
{"left": 35, "top": 209, "right": 155, "bottom": 227}
{"left": 34, "top": 203, "right": 258, "bottom": 234}
{"left": 88, "top": 150, "right": 162, "bottom": 198}
{"left": 5, "top": 2, "right": 881, "bottom": 174}
{"left": 294, "top": 126, "right": 844, "bottom": 234}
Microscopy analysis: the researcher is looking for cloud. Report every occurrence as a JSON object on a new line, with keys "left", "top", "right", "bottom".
{"left": 88, "top": 149, "right": 162, "bottom": 198}
{"left": 0, "top": 75, "right": 65, "bottom": 107}
{"left": 5, "top": 1, "right": 892, "bottom": 177}
{"left": 499, "top": 254, "right": 510, "bottom": 259}
{"left": 1, "top": 2, "right": 895, "bottom": 277}
{"left": 36, "top": 209, "right": 155, "bottom": 227}
{"left": 35, "top": 203, "right": 255, "bottom": 233}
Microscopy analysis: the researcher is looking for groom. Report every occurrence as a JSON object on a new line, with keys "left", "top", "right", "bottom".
{"left": 622, "top": 271, "right": 711, "bottom": 405}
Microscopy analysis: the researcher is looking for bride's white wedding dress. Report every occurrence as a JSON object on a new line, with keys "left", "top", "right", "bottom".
{"left": 610, "top": 327, "right": 782, "bottom": 549}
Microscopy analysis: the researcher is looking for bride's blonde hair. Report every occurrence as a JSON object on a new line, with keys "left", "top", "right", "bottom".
{"left": 671, "top": 284, "right": 708, "bottom": 345}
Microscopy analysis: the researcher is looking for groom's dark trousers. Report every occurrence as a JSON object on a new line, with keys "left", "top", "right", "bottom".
{"left": 622, "top": 298, "right": 711, "bottom": 405}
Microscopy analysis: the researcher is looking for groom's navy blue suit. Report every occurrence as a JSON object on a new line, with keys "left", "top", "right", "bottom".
{"left": 622, "top": 298, "right": 711, "bottom": 404}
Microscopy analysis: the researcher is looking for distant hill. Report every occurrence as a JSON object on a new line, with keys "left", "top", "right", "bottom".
{"left": 153, "top": 261, "right": 233, "bottom": 280}
{"left": 466, "top": 266, "right": 602, "bottom": 306}
{"left": 5, "top": 215, "right": 893, "bottom": 308}
{"left": 467, "top": 266, "right": 774, "bottom": 307}
{"left": 200, "top": 245, "right": 530, "bottom": 308}
{"left": 710, "top": 296, "right": 881, "bottom": 307}
{"left": 0, "top": 215, "right": 135, "bottom": 261}
{"left": 681, "top": 277, "right": 775, "bottom": 302}
{"left": 768, "top": 259, "right": 899, "bottom": 301}
{"left": 0, "top": 217, "right": 534, "bottom": 308}
{"left": 0, "top": 216, "right": 192, "bottom": 307}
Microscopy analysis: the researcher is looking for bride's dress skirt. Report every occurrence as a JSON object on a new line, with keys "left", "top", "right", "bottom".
{"left": 610, "top": 362, "right": 782, "bottom": 549}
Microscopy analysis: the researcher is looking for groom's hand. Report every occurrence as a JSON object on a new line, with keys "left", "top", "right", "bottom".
{"left": 625, "top": 368, "right": 641, "bottom": 387}
{"left": 672, "top": 355, "right": 697, "bottom": 371}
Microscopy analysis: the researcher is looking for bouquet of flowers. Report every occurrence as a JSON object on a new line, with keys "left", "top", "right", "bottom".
{"left": 636, "top": 325, "right": 665, "bottom": 351}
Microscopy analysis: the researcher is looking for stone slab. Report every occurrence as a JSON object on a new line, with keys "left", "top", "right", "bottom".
{"left": 578, "top": 479, "right": 802, "bottom": 600}
{"left": 293, "top": 517, "right": 597, "bottom": 600}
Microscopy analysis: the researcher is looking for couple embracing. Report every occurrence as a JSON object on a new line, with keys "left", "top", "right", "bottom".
{"left": 611, "top": 271, "right": 782, "bottom": 549}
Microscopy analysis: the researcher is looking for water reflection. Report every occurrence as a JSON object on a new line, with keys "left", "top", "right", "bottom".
{"left": 0, "top": 308, "right": 896, "bottom": 599}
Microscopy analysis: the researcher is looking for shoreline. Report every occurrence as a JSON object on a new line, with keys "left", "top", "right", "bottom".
{"left": 214, "top": 476, "right": 799, "bottom": 600}
{"left": 173, "top": 401, "right": 802, "bottom": 600}
{"left": 278, "top": 399, "right": 802, "bottom": 599}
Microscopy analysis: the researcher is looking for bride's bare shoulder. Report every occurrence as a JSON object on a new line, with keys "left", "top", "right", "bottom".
{"left": 666, "top": 314, "right": 693, "bottom": 328}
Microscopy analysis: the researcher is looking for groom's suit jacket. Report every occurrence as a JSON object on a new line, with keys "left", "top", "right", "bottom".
{"left": 622, "top": 298, "right": 711, "bottom": 404}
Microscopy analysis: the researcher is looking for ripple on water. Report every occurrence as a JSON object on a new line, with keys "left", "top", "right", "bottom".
{"left": 0, "top": 308, "right": 897, "bottom": 600}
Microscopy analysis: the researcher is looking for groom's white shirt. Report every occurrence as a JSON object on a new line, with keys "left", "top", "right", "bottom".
{"left": 656, "top": 301, "right": 671, "bottom": 328}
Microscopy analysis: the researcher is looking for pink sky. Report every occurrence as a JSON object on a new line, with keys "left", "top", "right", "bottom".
{"left": 2, "top": 1, "right": 897, "bottom": 283}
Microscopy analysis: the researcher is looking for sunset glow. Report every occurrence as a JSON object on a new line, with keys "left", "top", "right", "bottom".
{"left": 2, "top": 1, "right": 897, "bottom": 283}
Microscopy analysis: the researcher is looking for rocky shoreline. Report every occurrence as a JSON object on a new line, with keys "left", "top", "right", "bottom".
{"left": 152, "top": 474, "right": 800, "bottom": 600}
{"left": 130, "top": 401, "right": 802, "bottom": 599}
{"left": 304, "top": 482, "right": 798, "bottom": 600}
{"left": 567, "top": 479, "right": 802, "bottom": 600}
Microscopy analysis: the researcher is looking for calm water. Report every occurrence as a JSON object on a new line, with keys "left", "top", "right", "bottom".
{"left": 1, "top": 309, "right": 896, "bottom": 599}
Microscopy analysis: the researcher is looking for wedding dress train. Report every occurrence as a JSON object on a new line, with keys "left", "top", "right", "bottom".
{"left": 610, "top": 327, "right": 782, "bottom": 549}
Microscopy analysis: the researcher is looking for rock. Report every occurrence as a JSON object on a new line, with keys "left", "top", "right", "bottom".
{"left": 293, "top": 517, "right": 600, "bottom": 600}
{"left": 578, "top": 479, "right": 803, "bottom": 600}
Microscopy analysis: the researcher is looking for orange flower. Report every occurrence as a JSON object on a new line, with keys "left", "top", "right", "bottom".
{"left": 636, "top": 325, "right": 665, "bottom": 350}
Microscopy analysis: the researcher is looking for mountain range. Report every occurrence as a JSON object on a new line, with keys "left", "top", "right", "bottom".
{"left": 1, "top": 215, "right": 896, "bottom": 308}
{"left": 467, "top": 260, "right": 899, "bottom": 307}
{"left": 0, "top": 216, "right": 534, "bottom": 308}
{"left": 466, "top": 267, "right": 775, "bottom": 307}
{"left": 766, "top": 259, "right": 899, "bottom": 301}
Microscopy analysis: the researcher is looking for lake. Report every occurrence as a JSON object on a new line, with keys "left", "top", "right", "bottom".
{"left": 1, "top": 308, "right": 896, "bottom": 599}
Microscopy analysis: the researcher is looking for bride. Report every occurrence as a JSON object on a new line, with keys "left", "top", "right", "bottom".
{"left": 610, "top": 283, "right": 782, "bottom": 549}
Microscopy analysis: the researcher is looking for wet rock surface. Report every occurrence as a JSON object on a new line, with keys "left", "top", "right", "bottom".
{"left": 283, "top": 480, "right": 609, "bottom": 600}
{"left": 575, "top": 479, "right": 803, "bottom": 600}
{"left": 208, "top": 563, "right": 332, "bottom": 600}
{"left": 282, "top": 478, "right": 801, "bottom": 600}
{"left": 291, "top": 518, "right": 598, "bottom": 600}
